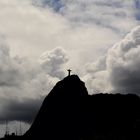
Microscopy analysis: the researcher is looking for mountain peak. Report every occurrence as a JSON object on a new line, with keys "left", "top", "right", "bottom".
{"left": 25, "top": 75, "right": 88, "bottom": 139}
{"left": 57, "top": 74, "right": 82, "bottom": 87}
{"left": 63, "top": 74, "right": 81, "bottom": 81}
{"left": 52, "top": 74, "right": 88, "bottom": 97}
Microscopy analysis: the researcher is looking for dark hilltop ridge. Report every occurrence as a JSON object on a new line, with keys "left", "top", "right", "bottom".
{"left": 2, "top": 75, "right": 140, "bottom": 140}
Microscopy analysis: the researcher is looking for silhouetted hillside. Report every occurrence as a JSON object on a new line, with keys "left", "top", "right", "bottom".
{"left": 1, "top": 75, "right": 140, "bottom": 140}
{"left": 25, "top": 75, "right": 88, "bottom": 140}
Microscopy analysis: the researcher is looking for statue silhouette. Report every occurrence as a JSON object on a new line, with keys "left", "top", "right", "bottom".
{"left": 67, "top": 69, "right": 72, "bottom": 76}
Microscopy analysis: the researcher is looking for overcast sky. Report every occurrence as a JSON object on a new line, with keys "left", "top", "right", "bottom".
{"left": 0, "top": 0, "right": 140, "bottom": 137}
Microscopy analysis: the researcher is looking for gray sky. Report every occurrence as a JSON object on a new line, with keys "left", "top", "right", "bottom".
{"left": 0, "top": 0, "right": 140, "bottom": 137}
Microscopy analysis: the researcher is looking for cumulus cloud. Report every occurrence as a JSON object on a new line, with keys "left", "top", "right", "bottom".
{"left": 107, "top": 26, "right": 140, "bottom": 93}
{"left": 39, "top": 47, "right": 68, "bottom": 79}
{"left": 84, "top": 26, "right": 140, "bottom": 94}
{"left": 0, "top": 37, "right": 24, "bottom": 87}
{"left": 0, "top": 0, "right": 140, "bottom": 136}
{"left": 0, "top": 35, "right": 69, "bottom": 125}
{"left": 0, "top": 0, "right": 139, "bottom": 138}
{"left": 0, "top": 0, "right": 137, "bottom": 70}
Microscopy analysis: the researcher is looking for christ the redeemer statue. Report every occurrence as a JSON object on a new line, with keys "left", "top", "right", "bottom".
{"left": 67, "top": 69, "right": 72, "bottom": 76}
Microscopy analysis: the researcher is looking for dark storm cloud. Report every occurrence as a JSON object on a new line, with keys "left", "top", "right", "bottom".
{"left": 0, "top": 97, "right": 43, "bottom": 124}
{"left": 107, "top": 26, "right": 140, "bottom": 93}
{"left": 0, "top": 36, "right": 68, "bottom": 124}
{"left": 0, "top": 47, "right": 68, "bottom": 124}
{"left": 84, "top": 26, "right": 140, "bottom": 94}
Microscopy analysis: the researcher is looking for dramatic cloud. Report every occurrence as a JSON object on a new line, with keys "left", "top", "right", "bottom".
{"left": 0, "top": 97, "right": 42, "bottom": 124}
{"left": 0, "top": 35, "right": 68, "bottom": 126}
{"left": 107, "top": 26, "right": 140, "bottom": 93}
{"left": 39, "top": 47, "right": 68, "bottom": 79}
{"left": 83, "top": 56, "right": 110, "bottom": 93}
{"left": 0, "top": 0, "right": 140, "bottom": 137}
{"left": 84, "top": 26, "right": 140, "bottom": 94}
{"left": 0, "top": 0, "right": 138, "bottom": 70}
{"left": 35, "top": 0, "right": 137, "bottom": 33}
{"left": 0, "top": 41, "right": 25, "bottom": 87}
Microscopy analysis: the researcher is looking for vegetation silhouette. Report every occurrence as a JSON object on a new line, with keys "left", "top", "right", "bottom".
{"left": 1, "top": 75, "right": 140, "bottom": 140}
